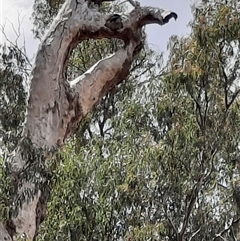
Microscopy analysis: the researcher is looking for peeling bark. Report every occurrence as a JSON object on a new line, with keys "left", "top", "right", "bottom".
{"left": 0, "top": 0, "right": 177, "bottom": 240}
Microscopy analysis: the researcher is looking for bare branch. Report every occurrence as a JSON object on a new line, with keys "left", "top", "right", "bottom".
{"left": 213, "top": 218, "right": 240, "bottom": 241}
{"left": 179, "top": 176, "right": 204, "bottom": 240}
{"left": 189, "top": 227, "right": 202, "bottom": 241}
{"left": 24, "top": 0, "right": 177, "bottom": 146}
{"left": 0, "top": 26, "right": 32, "bottom": 68}
{"left": 126, "top": 0, "right": 140, "bottom": 8}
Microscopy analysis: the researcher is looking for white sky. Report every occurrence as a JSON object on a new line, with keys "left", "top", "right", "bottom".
{"left": 0, "top": 0, "right": 193, "bottom": 60}
{"left": 0, "top": 0, "right": 38, "bottom": 59}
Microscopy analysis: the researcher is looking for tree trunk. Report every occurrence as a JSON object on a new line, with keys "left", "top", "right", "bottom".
{"left": 0, "top": 0, "right": 177, "bottom": 240}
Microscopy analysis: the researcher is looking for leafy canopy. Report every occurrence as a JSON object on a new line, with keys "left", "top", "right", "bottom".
{"left": 0, "top": 0, "right": 240, "bottom": 240}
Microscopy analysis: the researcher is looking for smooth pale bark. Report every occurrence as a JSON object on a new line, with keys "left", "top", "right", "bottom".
{"left": 0, "top": 0, "right": 177, "bottom": 240}
{"left": 0, "top": 223, "right": 11, "bottom": 241}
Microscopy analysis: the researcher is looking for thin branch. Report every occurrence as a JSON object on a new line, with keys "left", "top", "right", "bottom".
{"left": 166, "top": 215, "right": 178, "bottom": 236}
{"left": 189, "top": 226, "right": 202, "bottom": 241}
{"left": 228, "top": 89, "right": 240, "bottom": 109}
{"left": 0, "top": 27, "right": 32, "bottom": 68}
{"left": 179, "top": 176, "right": 204, "bottom": 240}
{"left": 127, "top": 0, "right": 140, "bottom": 7}
{"left": 213, "top": 218, "right": 240, "bottom": 241}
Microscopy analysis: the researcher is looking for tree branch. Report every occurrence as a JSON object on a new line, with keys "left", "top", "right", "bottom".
{"left": 24, "top": 0, "right": 177, "bottom": 147}
{"left": 178, "top": 176, "right": 204, "bottom": 240}
{"left": 213, "top": 218, "right": 240, "bottom": 241}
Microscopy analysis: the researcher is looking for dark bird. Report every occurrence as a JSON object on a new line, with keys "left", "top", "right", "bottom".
{"left": 105, "top": 14, "right": 124, "bottom": 31}
{"left": 162, "top": 12, "right": 178, "bottom": 24}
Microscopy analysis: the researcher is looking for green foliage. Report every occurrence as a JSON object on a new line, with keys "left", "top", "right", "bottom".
{"left": 0, "top": 0, "right": 240, "bottom": 240}
{"left": 32, "top": 0, "right": 63, "bottom": 39}
{"left": 37, "top": 0, "right": 240, "bottom": 240}
{"left": 0, "top": 157, "right": 12, "bottom": 222}
{"left": 0, "top": 45, "right": 30, "bottom": 222}
{"left": 0, "top": 45, "right": 28, "bottom": 151}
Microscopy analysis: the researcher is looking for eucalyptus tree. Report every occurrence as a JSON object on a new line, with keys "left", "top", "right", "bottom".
{"left": 36, "top": 0, "right": 240, "bottom": 240}
{"left": 0, "top": 0, "right": 177, "bottom": 240}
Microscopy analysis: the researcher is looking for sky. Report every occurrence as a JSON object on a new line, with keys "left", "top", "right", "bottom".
{"left": 141, "top": 0, "right": 193, "bottom": 54}
{"left": 0, "top": 0, "right": 193, "bottom": 60}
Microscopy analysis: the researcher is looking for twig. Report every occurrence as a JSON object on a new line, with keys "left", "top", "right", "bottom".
{"left": 213, "top": 218, "right": 240, "bottom": 241}
{"left": 179, "top": 176, "right": 204, "bottom": 240}
{"left": 189, "top": 227, "right": 202, "bottom": 241}
{"left": 0, "top": 24, "right": 32, "bottom": 68}
{"left": 120, "top": 0, "right": 140, "bottom": 7}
